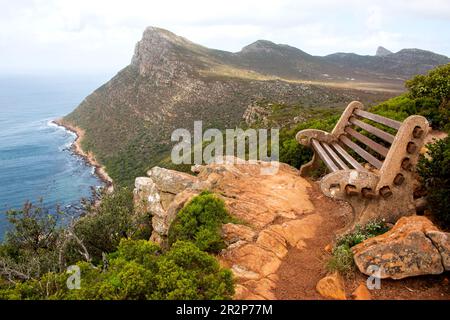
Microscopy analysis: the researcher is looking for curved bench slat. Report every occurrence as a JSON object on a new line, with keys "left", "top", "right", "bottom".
{"left": 340, "top": 135, "right": 383, "bottom": 169}
{"left": 331, "top": 142, "right": 366, "bottom": 171}
{"left": 311, "top": 139, "right": 339, "bottom": 172}
{"left": 349, "top": 117, "right": 395, "bottom": 144}
{"left": 354, "top": 109, "right": 402, "bottom": 130}
{"left": 345, "top": 127, "right": 389, "bottom": 157}
{"left": 322, "top": 142, "right": 350, "bottom": 170}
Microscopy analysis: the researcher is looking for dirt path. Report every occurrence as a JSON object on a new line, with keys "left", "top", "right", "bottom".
{"left": 200, "top": 160, "right": 448, "bottom": 300}
{"left": 273, "top": 182, "right": 450, "bottom": 300}
{"left": 274, "top": 184, "right": 350, "bottom": 299}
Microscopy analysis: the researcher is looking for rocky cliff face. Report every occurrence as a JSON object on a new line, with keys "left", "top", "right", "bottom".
{"left": 63, "top": 27, "right": 449, "bottom": 185}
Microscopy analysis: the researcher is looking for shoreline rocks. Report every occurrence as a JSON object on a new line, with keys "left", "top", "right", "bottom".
{"left": 52, "top": 119, "right": 114, "bottom": 192}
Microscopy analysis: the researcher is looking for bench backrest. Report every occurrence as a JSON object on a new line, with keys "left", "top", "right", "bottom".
{"left": 330, "top": 101, "right": 429, "bottom": 192}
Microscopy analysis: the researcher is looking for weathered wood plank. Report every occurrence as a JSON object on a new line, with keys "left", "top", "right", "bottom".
{"left": 353, "top": 109, "right": 402, "bottom": 130}
{"left": 344, "top": 127, "right": 389, "bottom": 157}
{"left": 331, "top": 142, "right": 366, "bottom": 171}
{"left": 322, "top": 142, "right": 350, "bottom": 170}
{"left": 349, "top": 117, "right": 395, "bottom": 144}
{"left": 340, "top": 135, "right": 383, "bottom": 169}
{"left": 311, "top": 139, "right": 339, "bottom": 172}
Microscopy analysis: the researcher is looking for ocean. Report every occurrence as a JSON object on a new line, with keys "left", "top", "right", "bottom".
{"left": 0, "top": 74, "right": 111, "bottom": 239}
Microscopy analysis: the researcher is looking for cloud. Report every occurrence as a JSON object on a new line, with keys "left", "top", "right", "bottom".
{"left": 0, "top": 0, "right": 448, "bottom": 74}
{"left": 366, "top": 6, "right": 384, "bottom": 31}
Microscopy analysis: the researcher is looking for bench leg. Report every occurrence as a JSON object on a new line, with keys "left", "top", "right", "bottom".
{"left": 299, "top": 153, "right": 322, "bottom": 177}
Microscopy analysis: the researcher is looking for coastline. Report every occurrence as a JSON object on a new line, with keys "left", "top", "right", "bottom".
{"left": 52, "top": 118, "right": 114, "bottom": 193}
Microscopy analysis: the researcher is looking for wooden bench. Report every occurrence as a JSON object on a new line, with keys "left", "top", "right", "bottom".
{"left": 296, "top": 101, "right": 430, "bottom": 226}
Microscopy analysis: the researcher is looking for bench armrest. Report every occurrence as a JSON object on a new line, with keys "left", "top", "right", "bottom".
{"left": 296, "top": 129, "right": 336, "bottom": 147}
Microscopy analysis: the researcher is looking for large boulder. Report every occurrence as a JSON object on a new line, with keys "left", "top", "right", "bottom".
{"left": 134, "top": 167, "right": 200, "bottom": 246}
{"left": 146, "top": 167, "right": 198, "bottom": 194}
{"left": 352, "top": 216, "right": 449, "bottom": 279}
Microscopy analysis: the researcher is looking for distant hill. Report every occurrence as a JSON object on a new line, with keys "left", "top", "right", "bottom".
{"left": 64, "top": 27, "right": 450, "bottom": 185}
{"left": 324, "top": 47, "right": 449, "bottom": 79}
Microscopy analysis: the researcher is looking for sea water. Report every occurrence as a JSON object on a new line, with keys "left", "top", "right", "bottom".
{"left": 0, "top": 74, "right": 110, "bottom": 239}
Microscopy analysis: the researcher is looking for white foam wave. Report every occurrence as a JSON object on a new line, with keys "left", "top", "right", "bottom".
{"left": 46, "top": 120, "right": 77, "bottom": 138}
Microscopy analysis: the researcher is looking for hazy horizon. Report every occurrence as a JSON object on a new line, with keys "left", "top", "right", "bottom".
{"left": 1, "top": 0, "right": 450, "bottom": 74}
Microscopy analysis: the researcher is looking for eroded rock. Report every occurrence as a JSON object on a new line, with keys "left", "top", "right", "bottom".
{"left": 222, "top": 223, "right": 256, "bottom": 246}
{"left": 353, "top": 216, "right": 446, "bottom": 280}
{"left": 147, "top": 166, "right": 198, "bottom": 194}
{"left": 134, "top": 167, "right": 200, "bottom": 246}
{"left": 426, "top": 230, "right": 450, "bottom": 271}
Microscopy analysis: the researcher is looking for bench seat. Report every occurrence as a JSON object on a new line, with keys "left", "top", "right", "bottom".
{"left": 296, "top": 101, "right": 430, "bottom": 227}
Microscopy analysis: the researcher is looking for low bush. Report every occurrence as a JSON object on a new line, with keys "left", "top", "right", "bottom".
{"left": 372, "top": 63, "right": 450, "bottom": 131}
{"left": 417, "top": 136, "right": 450, "bottom": 229}
{"left": 0, "top": 201, "right": 64, "bottom": 280}
{"left": 0, "top": 240, "right": 234, "bottom": 300}
{"left": 168, "top": 191, "right": 232, "bottom": 253}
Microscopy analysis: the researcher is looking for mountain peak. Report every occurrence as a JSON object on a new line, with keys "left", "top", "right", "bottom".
{"left": 141, "top": 27, "right": 187, "bottom": 43}
{"left": 131, "top": 26, "right": 200, "bottom": 76}
{"left": 240, "top": 40, "right": 281, "bottom": 54}
{"left": 376, "top": 46, "right": 393, "bottom": 57}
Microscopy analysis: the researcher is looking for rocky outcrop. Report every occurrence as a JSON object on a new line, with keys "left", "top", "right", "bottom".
{"left": 134, "top": 167, "right": 200, "bottom": 246}
{"left": 131, "top": 26, "right": 197, "bottom": 79}
{"left": 427, "top": 231, "right": 450, "bottom": 271}
{"left": 353, "top": 216, "right": 450, "bottom": 280}
{"left": 242, "top": 104, "right": 270, "bottom": 126}
{"left": 134, "top": 157, "right": 331, "bottom": 299}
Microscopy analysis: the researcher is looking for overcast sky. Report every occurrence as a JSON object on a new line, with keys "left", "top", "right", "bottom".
{"left": 1, "top": 0, "right": 449, "bottom": 75}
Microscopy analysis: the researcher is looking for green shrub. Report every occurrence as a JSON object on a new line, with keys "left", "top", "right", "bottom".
{"left": 418, "top": 137, "right": 450, "bottom": 229}
{"left": 0, "top": 187, "right": 145, "bottom": 284}
{"left": 368, "top": 64, "right": 450, "bottom": 131}
{"left": 406, "top": 63, "right": 450, "bottom": 103}
{"left": 335, "top": 221, "right": 389, "bottom": 248}
{"left": 168, "top": 191, "right": 232, "bottom": 253}
{"left": 327, "top": 244, "right": 354, "bottom": 275}
{"left": 0, "top": 201, "right": 64, "bottom": 279}
{"left": 0, "top": 240, "right": 234, "bottom": 300}
{"left": 68, "top": 187, "right": 136, "bottom": 263}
